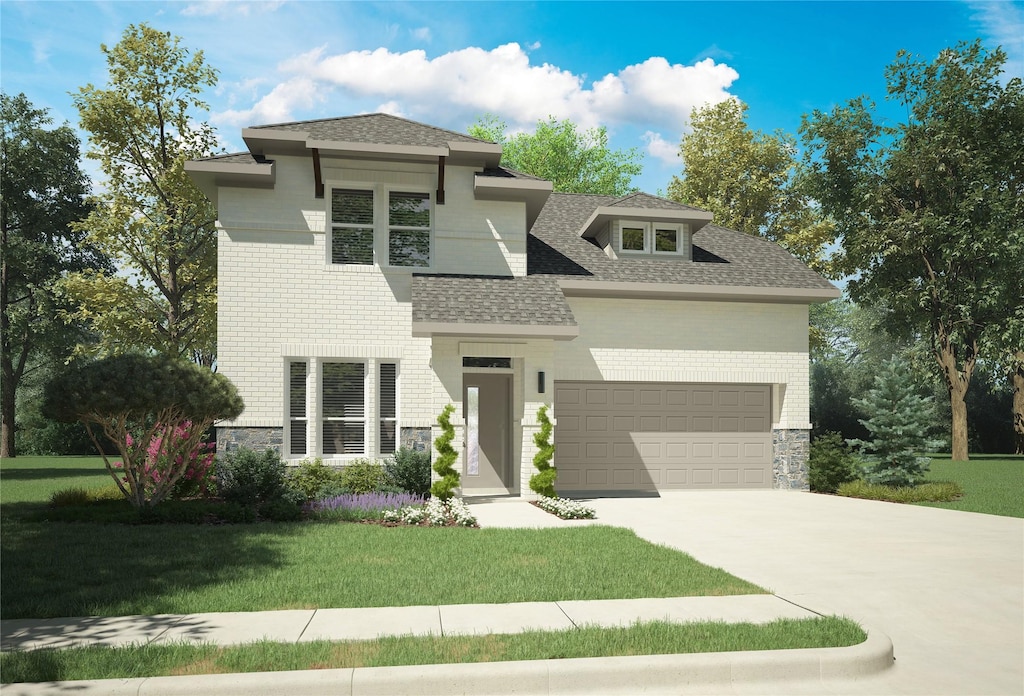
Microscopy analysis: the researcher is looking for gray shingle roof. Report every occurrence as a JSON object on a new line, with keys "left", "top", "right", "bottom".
{"left": 607, "top": 192, "right": 705, "bottom": 212}
{"left": 411, "top": 275, "right": 576, "bottom": 327}
{"left": 527, "top": 192, "right": 836, "bottom": 291}
{"left": 248, "top": 113, "right": 488, "bottom": 148}
{"left": 478, "top": 166, "right": 548, "bottom": 181}
{"left": 198, "top": 152, "right": 266, "bottom": 165}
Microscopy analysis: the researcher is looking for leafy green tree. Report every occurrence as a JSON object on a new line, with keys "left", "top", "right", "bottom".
{"left": 801, "top": 40, "right": 1024, "bottom": 461}
{"left": 66, "top": 24, "right": 220, "bottom": 365}
{"left": 849, "top": 359, "right": 945, "bottom": 487}
{"left": 468, "top": 115, "right": 642, "bottom": 196}
{"left": 43, "top": 354, "right": 243, "bottom": 508}
{"left": 0, "top": 93, "right": 110, "bottom": 457}
{"left": 667, "top": 100, "right": 836, "bottom": 276}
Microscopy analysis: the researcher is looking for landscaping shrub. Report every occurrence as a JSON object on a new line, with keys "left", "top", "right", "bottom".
{"left": 49, "top": 487, "right": 91, "bottom": 507}
{"left": 338, "top": 458, "right": 395, "bottom": 495}
{"left": 534, "top": 496, "right": 596, "bottom": 520}
{"left": 529, "top": 405, "right": 557, "bottom": 498}
{"left": 382, "top": 497, "right": 478, "bottom": 527}
{"left": 305, "top": 492, "right": 424, "bottom": 522}
{"left": 808, "top": 432, "right": 859, "bottom": 494}
{"left": 384, "top": 447, "right": 431, "bottom": 497}
{"left": 286, "top": 457, "right": 342, "bottom": 500}
{"left": 837, "top": 479, "right": 963, "bottom": 503}
{"left": 215, "top": 448, "right": 287, "bottom": 506}
{"left": 431, "top": 404, "right": 460, "bottom": 500}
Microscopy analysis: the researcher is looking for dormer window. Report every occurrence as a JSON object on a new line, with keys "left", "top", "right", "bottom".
{"left": 616, "top": 220, "right": 689, "bottom": 258}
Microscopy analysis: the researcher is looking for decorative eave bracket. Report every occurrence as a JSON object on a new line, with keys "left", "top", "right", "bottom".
{"left": 312, "top": 147, "right": 324, "bottom": 199}
{"left": 436, "top": 155, "right": 446, "bottom": 205}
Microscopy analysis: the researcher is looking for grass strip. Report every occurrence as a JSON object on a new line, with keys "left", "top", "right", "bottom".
{"left": 0, "top": 617, "right": 866, "bottom": 683}
{"left": 1, "top": 524, "right": 764, "bottom": 619}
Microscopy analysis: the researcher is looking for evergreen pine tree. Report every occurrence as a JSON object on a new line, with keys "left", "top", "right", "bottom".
{"left": 848, "top": 359, "right": 944, "bottom": 487}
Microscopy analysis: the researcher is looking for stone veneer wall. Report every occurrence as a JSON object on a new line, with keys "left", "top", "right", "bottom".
{"left": 217, "top": 426, "right": 283, "bottom": 455}
{"left": 216, "top": 426, "right": 432, "bottom": 459}
{"left": 772, "top": 428, "right": 810, "bottom": 490}
{"left": 400, "top": 427, "right": 432, "bottom": 455}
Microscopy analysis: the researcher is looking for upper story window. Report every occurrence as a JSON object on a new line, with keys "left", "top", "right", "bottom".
{"left": 330, "top": 186, "right": 432, "bottom": 268}
{"left": 616, "top": 220, "right": 689, "bottom": 258}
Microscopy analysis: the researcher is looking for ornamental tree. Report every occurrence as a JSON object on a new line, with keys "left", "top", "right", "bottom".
{"left": 43, "top": 354, "right": 243, "bottom": 508}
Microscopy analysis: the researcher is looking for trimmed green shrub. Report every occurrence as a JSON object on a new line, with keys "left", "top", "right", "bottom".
{"left": 338, "top": 458, "right": 393, "bottom": 495}
{"left": 286, "top": 457, "right": 341, "bottom": 500}
{"left": 385, "top": 447, "right": 431, "bottom": 497}
{"left": 808, "top": 432, "right": 859, "bottom": 494}
{"left": 837, "top": 479, "right": 963, "bottom": 503}
{"left": 529, "top": 405, "right": 557, "bottom": 497}
{"left": 431, "top": 404, "right": 460, "bottom": 500}
{"left": 49, "top": 487, "right": 91, "bottom": 507}
{"left": 215, "top": 448, "right": 286, "bottom": 507}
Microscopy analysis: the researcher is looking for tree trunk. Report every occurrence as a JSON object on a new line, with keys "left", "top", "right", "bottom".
{"left": 935, "top": 335, "right": 973, "bottom": 462}
{"left": 0, "top": 371, "right": 14, "bottom": 458}
{"left": 1, "top": 218, "right": 13, "bottom": 458}
{"left": 1013, "top": 351, "right": 1024, "bottom": 455}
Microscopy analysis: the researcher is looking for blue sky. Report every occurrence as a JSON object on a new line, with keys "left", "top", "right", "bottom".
{"left": 2, "top": 0, "right": 1022, "bottom": 194}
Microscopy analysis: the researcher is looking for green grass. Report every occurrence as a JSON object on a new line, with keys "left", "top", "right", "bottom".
{"left": 0, "top": 522, "right": 764, "bottom": 619}
{"left": 916, "top": 455, "right": 1024, "bottom": 517}
{"left": 0, "top": 617, "right": 866, "bottom": 683}
{"left": 836, "top": 479, "right": 962, "bottom": 503}
{"left": 0, "top": 456, "right": 111, "bottom": 506}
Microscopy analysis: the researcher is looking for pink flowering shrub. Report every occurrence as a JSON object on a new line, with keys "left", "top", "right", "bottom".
{"left": 114, "top": 421, "right": 216, "bottom": 501}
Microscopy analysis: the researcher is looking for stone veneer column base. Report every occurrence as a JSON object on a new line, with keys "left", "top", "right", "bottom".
{"left": 217, "top": 426, "right": 283, "bottom": 455}
{"left": 400, "top": 427, "right": 433, "bottom": 455}
{"left": 772, "top": 429, "right": 810, "bottom": 490}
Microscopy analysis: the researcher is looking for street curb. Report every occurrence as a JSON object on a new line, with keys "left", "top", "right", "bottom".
{"left": 0, "top": 626, "right": 894, "bottom": 695}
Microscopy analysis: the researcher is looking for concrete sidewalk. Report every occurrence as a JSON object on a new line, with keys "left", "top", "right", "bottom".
{"left": 1, "top": 594, "right": 818, "bottom": 652}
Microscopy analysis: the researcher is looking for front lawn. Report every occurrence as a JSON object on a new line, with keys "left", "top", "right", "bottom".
{"left": 0, "top": 456, "right": 111, "bottom": 506}
{"left": 0, "top": 617, "right": 865, "bottom": 683}
{"left": 917, "top": 455, "right": 1024, "bottom": 517}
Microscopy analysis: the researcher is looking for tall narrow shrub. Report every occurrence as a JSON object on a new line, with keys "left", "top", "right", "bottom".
{"left": 530, "top": 405, "right": 557, "bottom": 497}
{"left": 848, "top": 359, "right": 944, "bottom": 487}
{"left": 431, "top": 404, "right": 460, "bottom": 500}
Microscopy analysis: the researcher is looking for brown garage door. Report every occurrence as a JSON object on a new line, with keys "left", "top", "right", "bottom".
{"left": 553, "top": 382, "right": 772, "bottom": 491}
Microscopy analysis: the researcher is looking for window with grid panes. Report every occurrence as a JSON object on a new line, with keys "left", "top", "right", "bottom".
{"left": 388, "top": 192, "right": 430, "bottom": 266}
{"left": 322, "top": 362, "right": 365, "bottom": 455}
{"left": 289, "top": 361, "right": 307, "bottom": 455}
{"left": 378, "top": 363, "right": 397, "bottom": 453}
{"left": 331, "top": 189, "right": 374, "bottom": 264}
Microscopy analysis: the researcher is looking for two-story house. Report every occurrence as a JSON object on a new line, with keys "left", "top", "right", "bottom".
{"left": 186, "top": 113, "right": 839, "bottom": 496}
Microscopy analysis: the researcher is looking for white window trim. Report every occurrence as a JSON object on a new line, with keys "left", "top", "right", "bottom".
{"left": 285, "top": 357, "right": 400, "bottom": 461}
{"left": 616, "top": 220, "right": 691, "bottom": 258}
{"left": 327, "top": 182, "right": 434, "bottom": 270}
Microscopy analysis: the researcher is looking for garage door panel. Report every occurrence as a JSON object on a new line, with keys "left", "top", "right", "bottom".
{"left": 554, "top": 381, "right": 772, "bottom": 492}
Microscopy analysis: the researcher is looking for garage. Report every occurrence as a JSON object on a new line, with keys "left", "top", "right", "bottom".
{"left": 553, "top": 381, "right": 772, "bottom": 491}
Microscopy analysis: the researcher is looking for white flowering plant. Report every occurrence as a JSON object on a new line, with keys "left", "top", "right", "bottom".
{"left": 533, "top": 496, "right": 596, "bottom": 520}
{"left": 381, "top": 497, "right": 478, "bottom": 527}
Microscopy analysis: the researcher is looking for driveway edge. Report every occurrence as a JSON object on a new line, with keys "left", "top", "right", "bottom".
{"left": 0, "top": 627, "right": 893, "bottom": 695}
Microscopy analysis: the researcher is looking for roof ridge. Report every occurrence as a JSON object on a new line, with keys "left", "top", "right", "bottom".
{"left": 248, "top": 112, "right": 494, "bottom": 144}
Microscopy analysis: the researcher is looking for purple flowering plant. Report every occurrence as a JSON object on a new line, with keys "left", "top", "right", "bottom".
{"left": 304, "top": 492, "right": 424, "bottom": 521}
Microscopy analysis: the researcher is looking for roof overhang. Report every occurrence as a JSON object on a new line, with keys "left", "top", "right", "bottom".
{"left": 184, "top": 158, "right": 276, "bottom": 203}
{"left": 474, "top": 175, "right": 553, "bottom": 228}
{"left": 411, "top": 321, "right": 579, "bottom": 340}
{"left": 241, "top": 128, "right": 502, "bottom": 167}
{"left": 558, "top": 279, "right": 841, "bottom": 304}
{"left": 578, "top": 206, "right": 715, "bottom": 239}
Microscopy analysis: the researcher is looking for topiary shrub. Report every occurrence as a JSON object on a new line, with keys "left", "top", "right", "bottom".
{"left": 42, "top": 354, "right": 243, "bottom": 508}
{"left": 430, "top": 404, "right": 460, "bottom": 500}
{"left": 808, "top": 432, "right": 859, "bottom": 494}
{"left": 529, "top": 405, "right": 557, "bottom": 497}
{"left": 385, "top": 447, "right": 431, "bottom": 498}
{"left": 216, "top": 447, "right": 287, "bottom": 507}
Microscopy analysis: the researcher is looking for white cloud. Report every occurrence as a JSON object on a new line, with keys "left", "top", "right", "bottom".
{"left": 527, "top": 41, "right": 541, "bottom": 51}
{"left": 32, "top": 37, "right": 50, "bottom": 64}
{"left": 213, "top": 42, "right": 739, "bottom": 132}
{"left": 642, "top": 131, "right": 680, "bottom": 165}
{"left": 182, "top": 1, "right": 285, "bottom": 18}
{"left": 410, "top": 26, "right": 432, "bottom": 42}
{"left": 968, "top": 1, "right": 1024, "bottom": 79}
{"left": 376, "top": 100, "right": 406, "bottom": 117}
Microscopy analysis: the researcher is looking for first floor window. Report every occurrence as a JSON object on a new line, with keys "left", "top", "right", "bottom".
{"left": 322, "top": 362, "right": 366, "bottom": 455}
{"left": 379, "top": 362, "right": 397, "bottom": 453}
{"left": 289, "top": 361, "right": 307, "bottom": 455}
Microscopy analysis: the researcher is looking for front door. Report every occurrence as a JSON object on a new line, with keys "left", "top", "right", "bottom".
{"left": 462, "top": 373, "right": 511, "bottom": 491}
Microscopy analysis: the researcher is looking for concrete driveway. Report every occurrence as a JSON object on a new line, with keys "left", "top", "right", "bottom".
{"left": 579, "top": 491, "right": 1024, "bottom": 695}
